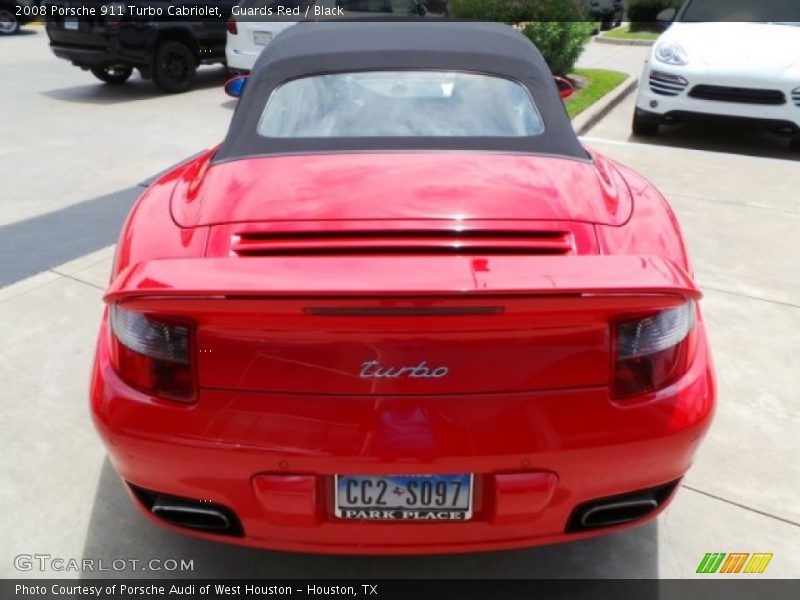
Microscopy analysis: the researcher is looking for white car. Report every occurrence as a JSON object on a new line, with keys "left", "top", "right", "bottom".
{"left": 226, "top": 0, "right": 429, "bottom": 74}
{"left": 633, "top": 1, "right": 800, "bottom": 151}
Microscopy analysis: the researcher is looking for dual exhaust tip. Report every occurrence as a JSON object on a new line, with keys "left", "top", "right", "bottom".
{"left": 567, "top": 480, "right": 680, "bottom": 533}
{"left": 131, "top": 479, "right": 679, "bottom": 537}
{"left": 128, "top": 484, "right": 243, "bottom": 537}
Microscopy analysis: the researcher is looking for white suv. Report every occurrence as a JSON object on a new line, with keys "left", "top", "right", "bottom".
{"left": 226, "top": 0, "right": 428, "bottom": 74}
{"left": 633, "top": 1, "right": 800, "bottom": 151}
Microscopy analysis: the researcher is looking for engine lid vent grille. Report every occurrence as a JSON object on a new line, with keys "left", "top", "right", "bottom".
{"left": 231, "top": 230, "right": 577, "bottom": 257}
{"left": 792, "top": 90, "right": 800, "bottom": 107}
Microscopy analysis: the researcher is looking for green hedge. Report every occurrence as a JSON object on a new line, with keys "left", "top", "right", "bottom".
{"left": 627, "top": 0, "right": 683, "bottom": 31}
{"left": 449, "top": 0, "right": 590, "bottom": 22}
{"left": 521, "top": 22, "right": 594, "bottom": 76}
{"left": 449, "top": 0, "right": 594, "bottom": 76}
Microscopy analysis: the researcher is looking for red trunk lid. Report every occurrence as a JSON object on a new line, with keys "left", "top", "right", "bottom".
{"left": 170, "top": 153, "right": 631, "bottom": 228}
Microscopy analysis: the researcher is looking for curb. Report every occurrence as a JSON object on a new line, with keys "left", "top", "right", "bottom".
{"left": 572, "top": 76, "right": 639, "bottom": 136}
{"left": 595, "top": 36, "right": 654, "bottom": 47}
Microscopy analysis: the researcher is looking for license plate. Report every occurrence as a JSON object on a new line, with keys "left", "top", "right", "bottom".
{"left": 335, "top": 474, "right": 473, "bottom": 521}
{"left": 64, "top": 19, "right": 79, "bottom": 31}
{"left": 253, "top": 31, "right": 273, "bottom": 46}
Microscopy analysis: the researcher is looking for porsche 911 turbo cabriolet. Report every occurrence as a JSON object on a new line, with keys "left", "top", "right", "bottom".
{"left": 91, "top": 21, "right": 716, "bottom": 554}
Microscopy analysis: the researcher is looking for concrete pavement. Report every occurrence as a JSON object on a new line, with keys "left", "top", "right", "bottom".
{"left": 577, "top": 35, "right": 650, "bottom": 77}
{"left": 0, "top": 29, "right": 232, "bottom": 228}
{"left": 578, "top": 88, "right": 800, "bottom": 572}
{"left": 1, "top": 30, "right": 798, "bottom": 579}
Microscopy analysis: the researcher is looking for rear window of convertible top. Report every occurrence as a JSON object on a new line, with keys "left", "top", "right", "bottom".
{"left": 256, "top": 71, "right": 545, "bottom": 138}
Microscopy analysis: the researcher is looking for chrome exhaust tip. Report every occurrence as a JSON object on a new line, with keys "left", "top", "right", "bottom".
{"left": 127, "top": 484, "right": 244, "bottom": 537}
{"left": 566, "top": 480, "right": 680, "bottom": 533}
{"left": 579, "top": 498, "right": 659, "bottom": 528}
{"left": 151, "top": 497, "right": 232, "bottom": 532}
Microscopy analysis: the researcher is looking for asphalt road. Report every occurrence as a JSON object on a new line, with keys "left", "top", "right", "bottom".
{"left": 0, "top": 30, "right": 798, "bottom": 579}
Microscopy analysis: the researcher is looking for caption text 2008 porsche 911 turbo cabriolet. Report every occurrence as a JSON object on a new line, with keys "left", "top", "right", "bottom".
{"left": 90, "top": 21, "right": 716, "bottom": 554}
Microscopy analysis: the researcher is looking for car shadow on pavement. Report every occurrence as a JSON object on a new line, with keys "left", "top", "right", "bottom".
{"left": 41, "top": 67, "right": 229, "bottom": 105}
{"left": 630, "top": 119, "right": 800, "bottom": 162}
{"left": 81, "top": 459, "right": 659, "bottom": 579}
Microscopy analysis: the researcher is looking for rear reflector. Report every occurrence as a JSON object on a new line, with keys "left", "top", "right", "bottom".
{"left": 612, "top": 302, "right": 696, "bottom": 398}
{"left": 109, "top": 305, "right": 196, "bottom": 402}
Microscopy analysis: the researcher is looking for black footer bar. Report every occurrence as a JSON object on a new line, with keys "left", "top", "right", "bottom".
{"left": 5, "top": 579, "right": 798, "bottom": 600}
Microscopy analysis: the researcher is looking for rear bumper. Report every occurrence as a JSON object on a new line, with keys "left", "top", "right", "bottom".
{"left": 50, "top": 43, "right": 118, "bottom": 67}
{"left": 225, "top": 45, "right": 259, "bottom": 72}
{"left": 90, "top": 317, "right": 715, "bottom": 554}
{"left": 48, "top": 34, "right": 150, "bottom": 68}
{"left": 49, "top": 43, "right": 151, "bottom": 68}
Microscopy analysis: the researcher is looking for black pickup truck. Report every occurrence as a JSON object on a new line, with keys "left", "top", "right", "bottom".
{"left": 45, "top": 1, "right": 236, "bottom": 92}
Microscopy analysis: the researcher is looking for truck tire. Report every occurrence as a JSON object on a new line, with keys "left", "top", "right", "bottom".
{"left": 152, "top": 40, "right": 197, "bottom": 93}
{"left": 790, "top": 135, "right": 800, "bottom": 153}
{"left": 0, "top": 8, "right": 20, "bottom": 35}
{"left": 91, "top": 65, "right": 133, "bottom": 85}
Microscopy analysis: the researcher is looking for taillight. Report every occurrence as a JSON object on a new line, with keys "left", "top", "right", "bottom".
{"left": 109, "top": 305, "right": 196, "bottom": 403}
{"left": 612, "top": 302, "right": 696, "bottom": 398}
{"left": 226, "top": 17, "right": 238, "bottom": 34}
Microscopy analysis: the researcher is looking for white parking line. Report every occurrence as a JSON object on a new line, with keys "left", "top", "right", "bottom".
{"left": 580, "top": 136, "right": 800, "bottom": 165}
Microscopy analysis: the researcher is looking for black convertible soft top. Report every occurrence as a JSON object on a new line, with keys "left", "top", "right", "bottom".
{"left": 214, "top": 21, "right": 588, "bottom": 162}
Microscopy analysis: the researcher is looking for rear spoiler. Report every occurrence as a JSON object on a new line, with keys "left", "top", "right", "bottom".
{"left": 105, "top": 256, "right": 700, "bottom": 303}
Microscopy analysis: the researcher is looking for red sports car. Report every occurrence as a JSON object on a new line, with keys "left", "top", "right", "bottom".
{"left": 91, "top": 22, "right": 716, "bottom": 554}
